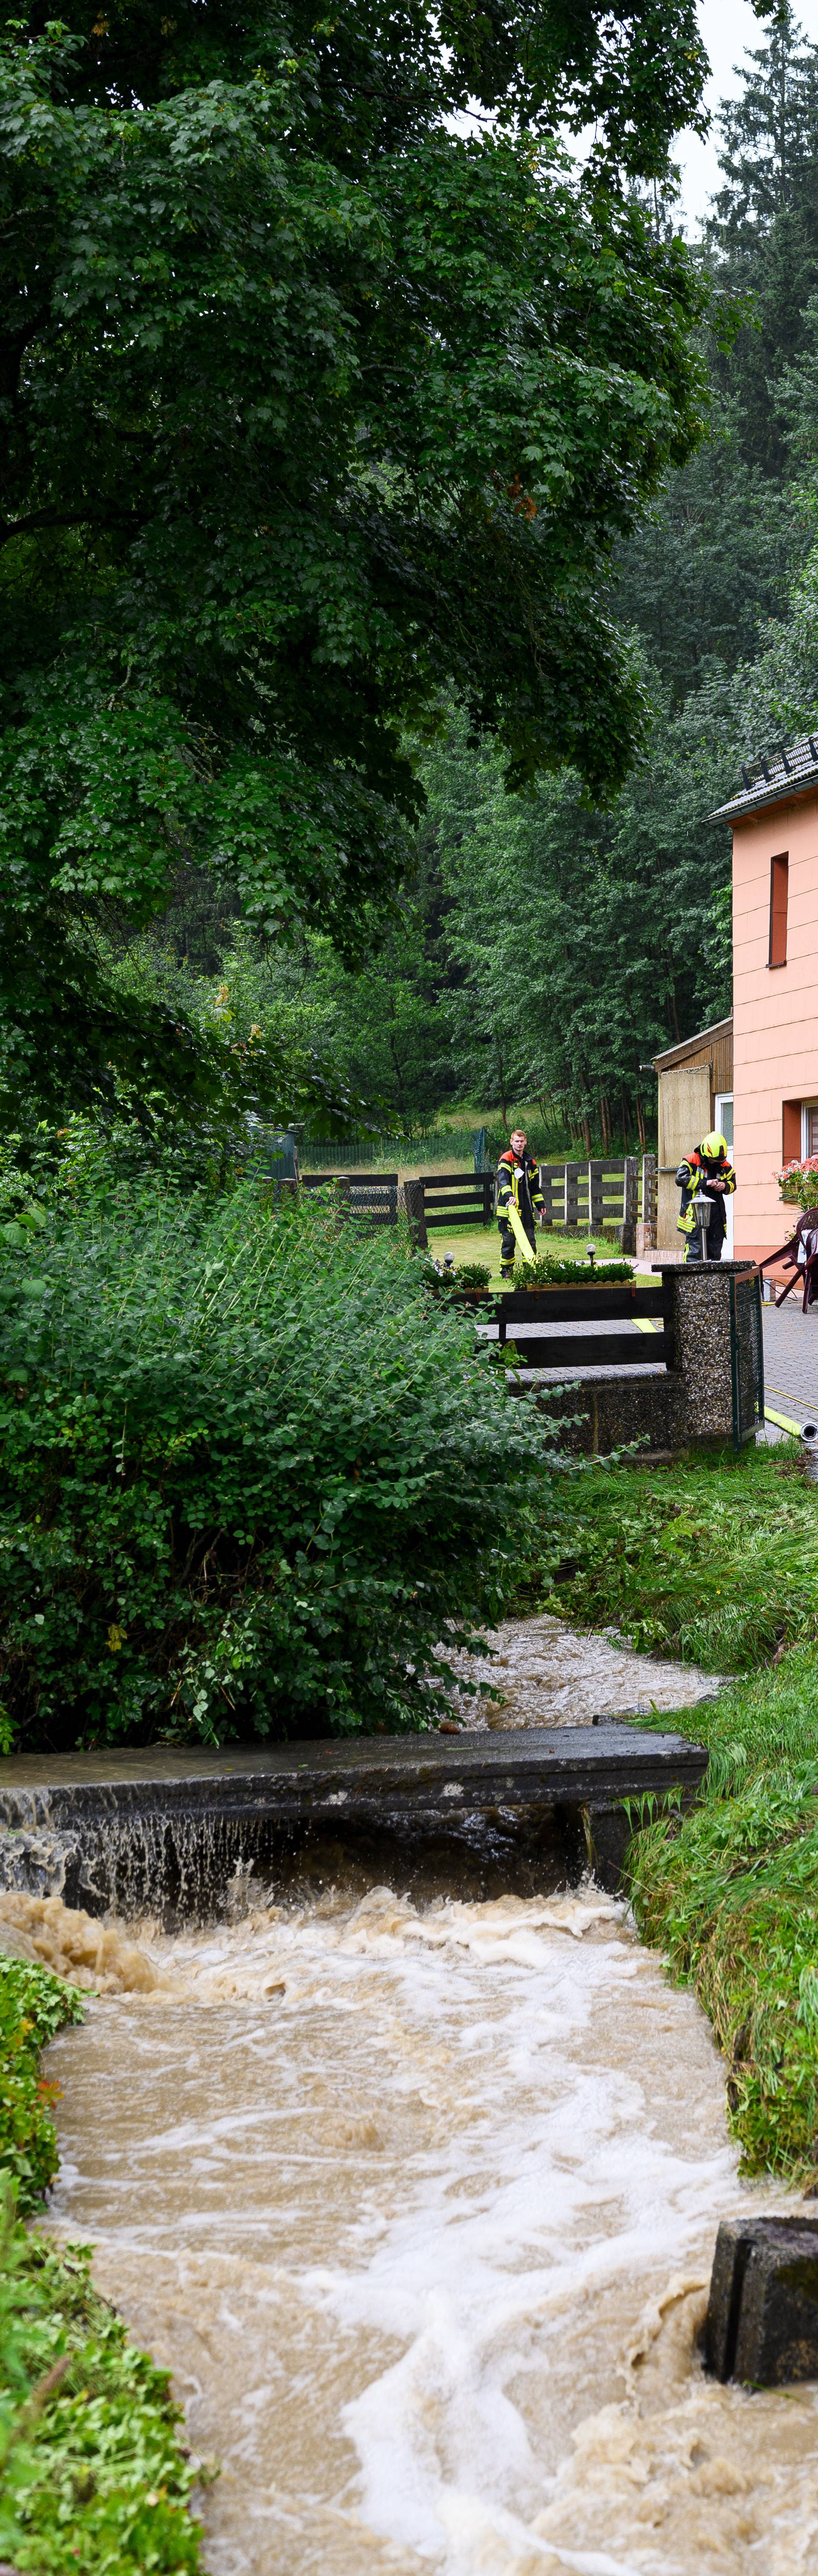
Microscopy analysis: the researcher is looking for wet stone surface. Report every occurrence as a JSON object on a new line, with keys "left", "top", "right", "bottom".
{"left": 707, "top": 2216, "right": 818, "bottom": 2386}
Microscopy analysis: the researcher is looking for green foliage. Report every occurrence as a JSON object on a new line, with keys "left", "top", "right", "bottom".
{"left": 0, "top": 1171, "right": 556, "bottom": 1748}
{"left": 0, "top": 1963, "right": 84, "bottom": 2216}
{"left": 0, "top": 1910, "right": 203, "bottom": 2569}
{"left": 0, "top": 2192, "right": 204, "bottom": 2571}
{"left": 629, "top": 1702, "right": 818, "bottom": 2181}
{"left": 510, "top": 1253, "right": 633, "bottom": 1286}
{"left": 523, "top": 1439, "right": 818, "bottom": 2178}
{"left": 0, "top": 1, "right": 709, "bottom": 1125}
{"left": 530, "top": 1441, "right": 818, "bottom": 1671}
{"left": 705, "top": 9, "right": 818, "bottom": 479}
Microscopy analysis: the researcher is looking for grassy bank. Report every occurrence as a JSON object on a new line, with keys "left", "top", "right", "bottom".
{"left": 0, "top": 1956, "right": 204, "bottom": 2573}
{"left": 524, "top": 1440, "right": 818, "bottom": 2184}
{"left": 541, "top": 1439, "right": 818, "bottom": 1673}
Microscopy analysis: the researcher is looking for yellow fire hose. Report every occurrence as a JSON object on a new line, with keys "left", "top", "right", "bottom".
{"left": 507, "top": 1201, "right": 536, "bottom": 1265}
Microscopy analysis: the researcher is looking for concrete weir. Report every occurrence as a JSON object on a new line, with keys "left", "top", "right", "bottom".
{"left": 0, "top": 1725, "right": 707, "bottom": 1916}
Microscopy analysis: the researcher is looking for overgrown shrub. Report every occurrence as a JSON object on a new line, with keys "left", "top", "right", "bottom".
{"left": 0, "top": 2190, "right": 204, "bottom": 2573}
{"left": 0, "top": 1937, "right": 204, "bottom": 2570}
{"left": 0, "top": 1177, "right": 557, "bottom": 1748}
{"left": 0, "top": 1962, "right": 84, "bottom": 2213}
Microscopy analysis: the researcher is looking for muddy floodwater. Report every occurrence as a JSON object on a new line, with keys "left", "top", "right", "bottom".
{"left": 443, "top": 1613, "right": 722, "bottom": 1729}
{"left": 11, "top": 1883, "right": 818, "bottom": 2575}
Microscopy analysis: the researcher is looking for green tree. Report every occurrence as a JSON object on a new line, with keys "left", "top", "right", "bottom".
{"left": 418, "top": 692, "right": 737, "bottom": 1149}
{"left": 613, "top": 396, "right": 806, "bottom": 704}
{"left": 705, "top": 6, "right": 818, "bottom": 476}
{"left": 0, "top": 0, "right": 711, "bottom": 1122}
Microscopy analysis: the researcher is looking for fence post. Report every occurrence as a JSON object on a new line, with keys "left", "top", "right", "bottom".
{"left": 402, "top": 1178, "right": 427, "bottom": 1250}
{"left": 564, "top": 1162, "right": 579, "bottom": 1232}
{"left": 621, "top": 1156, "right": 638, "bottom": 1254}
{"left": 638, "top": 1154, "right": 657, "bottom": 1256}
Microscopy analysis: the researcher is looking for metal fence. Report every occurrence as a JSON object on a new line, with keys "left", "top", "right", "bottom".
{"left": 729, "top": 1271, "right": 765, "bottom": 1449}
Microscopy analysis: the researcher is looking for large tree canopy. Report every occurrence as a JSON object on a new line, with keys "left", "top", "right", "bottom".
{"left": 0, "top": 0, "right": 711, "bottom": 1119}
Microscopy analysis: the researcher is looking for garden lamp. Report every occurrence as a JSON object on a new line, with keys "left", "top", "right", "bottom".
{"left": 586, "top": 1242, "right": 596, "bottom": 1270}
{"left": 691, "top": 1183, "right": 713, "bottom": 1234}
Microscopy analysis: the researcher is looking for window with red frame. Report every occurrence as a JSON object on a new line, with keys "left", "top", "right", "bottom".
{"left": 769, "top": 852, "right": 789, "bottom": 966}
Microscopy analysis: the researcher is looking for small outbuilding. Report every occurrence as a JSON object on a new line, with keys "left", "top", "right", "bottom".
{"left": 652, "top": 1018, "right": 734, "bottom": 1255}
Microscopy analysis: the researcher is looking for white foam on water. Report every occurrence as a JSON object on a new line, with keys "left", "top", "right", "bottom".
{"left": 38, "top": 1885, "right": 818, "bottom": 2576}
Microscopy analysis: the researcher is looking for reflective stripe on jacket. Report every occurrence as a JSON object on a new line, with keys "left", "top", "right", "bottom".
{"left": 675, "top": 1147, "right": 736, "bottom": 1236}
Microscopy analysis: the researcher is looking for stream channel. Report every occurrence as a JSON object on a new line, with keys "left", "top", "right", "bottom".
{"left": 2, "top": 1870, "right": 812, "bottom": 2576}
{"left": 5, "top": 1620, "right": 818, "bottom": 2576}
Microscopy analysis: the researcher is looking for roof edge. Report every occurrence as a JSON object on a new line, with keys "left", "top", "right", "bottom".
{"left": 651, "top": 1015, "right": 733, "bottom": 1072}
{"left": 711, "top": 770, "right": 818, "bottom": 824}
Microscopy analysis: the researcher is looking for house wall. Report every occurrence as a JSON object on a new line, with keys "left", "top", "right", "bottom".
{"left": 732, "top": 784, "right": 818, "bottom": 1262}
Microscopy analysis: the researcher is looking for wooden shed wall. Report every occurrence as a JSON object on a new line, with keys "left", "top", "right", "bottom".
{"left": 655, "top": 1026, "right": 734, "bottom": 1250}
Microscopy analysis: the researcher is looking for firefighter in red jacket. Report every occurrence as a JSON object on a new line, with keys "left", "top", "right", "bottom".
{"left": 497, "top": 1131, "right": 545, "bottom": 1278}
{"left": 676, "top": 1131, "right": 736, "bottom": 1262}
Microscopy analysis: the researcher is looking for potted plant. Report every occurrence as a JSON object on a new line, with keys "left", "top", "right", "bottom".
{"left": 777, "top": 1157, "right": 818, "bottom": 1209}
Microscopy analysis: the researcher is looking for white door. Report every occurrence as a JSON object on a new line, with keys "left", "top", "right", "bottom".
{"left": 715, "top": 1094, "right": 734, "bottom": 1257}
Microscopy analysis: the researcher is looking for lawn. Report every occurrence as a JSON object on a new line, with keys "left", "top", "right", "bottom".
{"left": 523, "top": 1438, "right": 818, "bottom": 2183}
{"left": 425, "top": 1221, "right": 616, "bottom": 1282}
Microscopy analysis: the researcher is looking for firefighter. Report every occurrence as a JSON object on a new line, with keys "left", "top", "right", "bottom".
{"left": 676, "top": 1131, "right": 736, "bottom": 1262}
{"left": 497, "top": 1130, "right": 545, "bottom": 1277}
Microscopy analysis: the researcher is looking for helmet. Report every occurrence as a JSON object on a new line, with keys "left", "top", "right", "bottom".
{"left": 700, "top": 1132, "right": 727, "bottom": 1160}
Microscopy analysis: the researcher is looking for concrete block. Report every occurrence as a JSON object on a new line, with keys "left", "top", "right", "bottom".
{"left": 706, "top": 2215, "right": 818, "bottom": 2383}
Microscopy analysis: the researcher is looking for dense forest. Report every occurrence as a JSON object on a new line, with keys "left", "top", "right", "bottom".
{"left": 6, "top": 1, "right": 818, "bottom": 1156}
{"left": 141, "top": 6, "right": 816, "bottom": 1155}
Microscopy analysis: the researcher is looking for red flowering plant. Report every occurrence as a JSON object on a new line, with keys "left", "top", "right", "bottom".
{"left": 777, "top": 1157, "right": 818, "bottom": 1206}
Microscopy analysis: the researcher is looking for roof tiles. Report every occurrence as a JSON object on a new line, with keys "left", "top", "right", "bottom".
{"left": 711, "top": 734, "right": 818, "bottom": 824}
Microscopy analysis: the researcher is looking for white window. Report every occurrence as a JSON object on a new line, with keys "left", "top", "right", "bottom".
{"left": 714, "top": 1093, "right": 734, "bottom": 1259}
{"left": 803, "top": 1105, "right": 818, "bottom": 1158}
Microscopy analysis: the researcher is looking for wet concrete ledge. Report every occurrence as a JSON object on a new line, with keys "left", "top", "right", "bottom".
{"left": 0, "top": 1724, "right": 707, "bottom": 1827}
{"left": 0, "top": 1727, "right": 709, "bottom": 1913}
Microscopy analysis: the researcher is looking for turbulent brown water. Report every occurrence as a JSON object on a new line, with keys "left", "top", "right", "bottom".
{"left": 8, "top": 1884, "right": 818, "bottom": 2574}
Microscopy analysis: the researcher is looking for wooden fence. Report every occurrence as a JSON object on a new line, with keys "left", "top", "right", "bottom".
{"left": 299, "top": 1156, "right": 660, "bottom": 1254}
{"left": 420, "top": 1172, "right": 495, "bottom": 1231}
{"left": 481, "top": 1275, "right": 673, "bottom": 1372}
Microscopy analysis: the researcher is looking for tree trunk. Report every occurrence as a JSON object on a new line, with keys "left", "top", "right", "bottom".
{"left": 599, "top": 1092, "right": 610, "bottom": 1153}
{"left": 582, "top": 1114, "right": 592, "bottom": 1155}
{"left": 635, "top": 1092, "right": 646, "bottom": 1152}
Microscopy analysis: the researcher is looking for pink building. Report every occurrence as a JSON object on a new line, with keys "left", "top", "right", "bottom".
{"left": 714, "top": 739, "right": 818, "bottom": 1268}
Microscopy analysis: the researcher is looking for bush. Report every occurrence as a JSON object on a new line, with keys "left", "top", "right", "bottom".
{"left": 510, "top": 1252, "right": 632, "bottom": 1287}
{"left": 0, "top": 1962, "right": 84, "bottom": 2214}
{"left": 0, "top": 2193, "right": 204, "bottom": 2573}
{"left": 0, "top": 1177, "right": 556, "bottom": 1748}
{"left": 0, "top": 1936, "right": 204, "bottom": 2571}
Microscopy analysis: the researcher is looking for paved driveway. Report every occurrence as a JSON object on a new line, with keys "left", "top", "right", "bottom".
{"left": 762, "top": 1296, "right": 818, "bottom": 1431}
